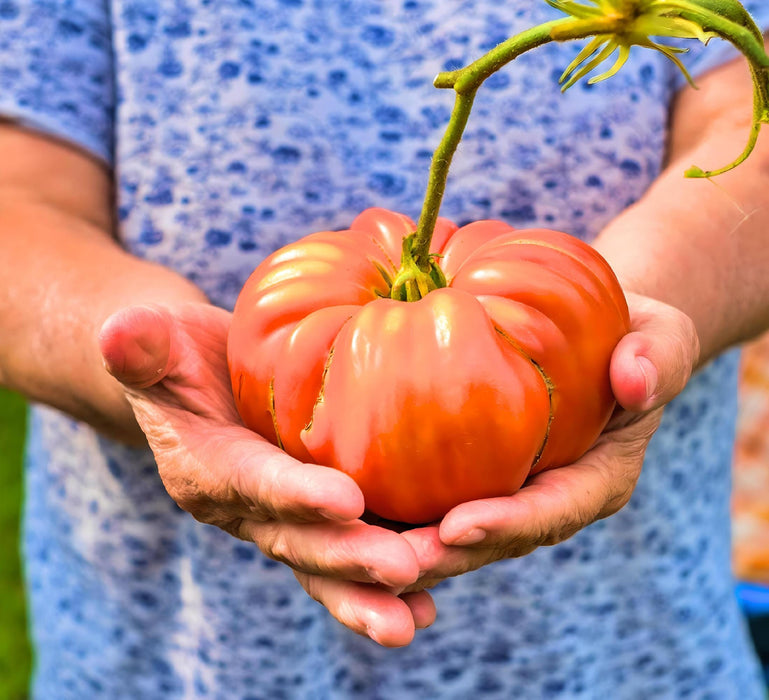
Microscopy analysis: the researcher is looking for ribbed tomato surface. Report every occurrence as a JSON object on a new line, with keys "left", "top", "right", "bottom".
{"left": 228, "top": 208, "right": 629, "bottom": 523}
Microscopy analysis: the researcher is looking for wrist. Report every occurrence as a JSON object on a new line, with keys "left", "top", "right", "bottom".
{"left": 0, "top": 195, "right": 209, "bottom": 444}
{"left": 592, "top": 202, "right": 730, "bottom": 369}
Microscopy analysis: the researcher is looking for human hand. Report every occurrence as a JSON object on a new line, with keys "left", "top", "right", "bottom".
{"left": 98, "top": 302, "right": 435, "bottom": 646}
{"left": 395, "top": 292, "right": 700, "bottom": 591}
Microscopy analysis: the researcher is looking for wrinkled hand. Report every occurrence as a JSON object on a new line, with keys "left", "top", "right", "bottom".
{"left": 397, "top": 292, "right": 700, "bottom": 592}
{"left": 98, "top": 303, "right": 435, "bottom": 646}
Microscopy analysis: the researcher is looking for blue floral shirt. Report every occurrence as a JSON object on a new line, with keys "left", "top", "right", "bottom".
{"left": 4, "top": 1, "right": 769, "bottom": 698}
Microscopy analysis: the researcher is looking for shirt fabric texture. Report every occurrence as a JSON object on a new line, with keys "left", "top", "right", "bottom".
{"left": 4, "top": 1, "right": 769, "bottom": 698}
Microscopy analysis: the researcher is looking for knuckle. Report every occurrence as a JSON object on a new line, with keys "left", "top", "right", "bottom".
{"left": 541, "top": 510, "right": 582, "bottom": 547}
{"left": 229, "top": 460, "right": 273, "bottom": 521}
{"left": 590, "top": 458, "right": 638, "bottom": 520}
{"left": 262, "top": 528, "right": 296, "bottom": 566}
{"left": 223, "top": 517, "right": 248, "bottom": 540}
{"left": 242, "top": 452, "right": 300, "bottom": 520}
{"left": 325, "top": 534, "right": 364, "bottom": 571}
{"left": 303, "top": 576, "right": 324, "bottom": 604}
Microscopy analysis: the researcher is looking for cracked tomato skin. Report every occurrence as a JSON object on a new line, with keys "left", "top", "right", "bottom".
{"left": 227, "top": 208, "right": 630, "bottom": 524}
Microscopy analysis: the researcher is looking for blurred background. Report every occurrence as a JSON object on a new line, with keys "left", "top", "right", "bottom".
{"left": 2, "top": 332, "right": 769, "bottom": 697}
{"left": 0, "top": 386, "right": 31, "bottom": 700}
{"left": 733, "top": 332, "right": 769, "bottom": 678}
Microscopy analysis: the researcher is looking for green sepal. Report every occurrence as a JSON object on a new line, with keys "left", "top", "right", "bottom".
{"left": 389, "top": 233, "right": 448, "bottom": 302}
{"left": 549, "top": 0, "right": 769, "bottom": 178}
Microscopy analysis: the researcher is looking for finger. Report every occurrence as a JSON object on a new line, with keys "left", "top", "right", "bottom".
{"left": 225, "top": 433, "right": 367, "bottom": 521}
{"left": 401, "top": 526, "right": 483, "bottom": 585}
{"left": 240, "top": 519, "right": 420, "bottom": 587}
{"left": 611, "top": 293, "right": 699, "bottom": 412}
{"left": 294, "top": 571, "right": 418, "bottom": 647}
{"left": 437, "top": 413, "right": 658, "bottom": 553}
{"left": 158, "top": 427, "right": 367, "bottom": 524}
{"left": 100, "top": 302, "right": 242, "bottom": 427}
{"left": 399, "top": 591, "right": 437, "bottom": 630}
{"left": 99, "top": 305, "right": 176, "bottom": 389}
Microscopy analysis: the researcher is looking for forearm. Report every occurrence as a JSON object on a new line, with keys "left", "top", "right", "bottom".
{"left": 594, "top": 56, "right": 769, "bottom": 366}
{"left": 0, "top": 134, "right": 208, "bottom": 443}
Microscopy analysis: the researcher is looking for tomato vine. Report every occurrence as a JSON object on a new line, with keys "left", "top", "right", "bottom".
{"left": 391, "top": 0, "right": 769, "bottom": 300}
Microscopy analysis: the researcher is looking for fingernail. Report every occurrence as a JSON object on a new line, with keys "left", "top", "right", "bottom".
{"left": 636, "top": 356, "right": 658, "bottom": 398}
{"left": 366, "top": 624, "right": 381, "bottom": 645}
{"left": 451, "top": 528, "right": 486, "bottom": 545}
{"left": 366, "top": 567, "right": 385, "bottom": 583}
{"left": 315, "top": 507, "right": 351, "bottom": 522}
{"left": 366, "top": 568, "right": 404, "bottom": 588}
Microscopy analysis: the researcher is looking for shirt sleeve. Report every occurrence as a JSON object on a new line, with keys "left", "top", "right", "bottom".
{"left": 0, "top": 0, "right": 115, "bottom": 165}
{"left": 678, "top": 0, "right": 769, "bottom": 83}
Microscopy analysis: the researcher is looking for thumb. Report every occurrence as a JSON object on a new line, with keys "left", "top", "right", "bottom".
{"left": 611, "top": 293, "right": 700, "bottom": 412}
{"left": 98, "top": 305, "right": 174, "bottom": 389}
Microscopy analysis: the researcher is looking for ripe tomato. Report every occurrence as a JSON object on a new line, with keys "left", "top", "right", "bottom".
{"left": 227, "top": 208, "right": 629, "bottom": 524}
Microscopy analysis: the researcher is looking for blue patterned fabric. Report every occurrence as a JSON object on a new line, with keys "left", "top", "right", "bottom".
{"left": 4, "top": 1, "right": 769, "bottom": 698}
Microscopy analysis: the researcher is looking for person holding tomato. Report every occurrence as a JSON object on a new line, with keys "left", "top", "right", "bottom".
{"left": 1, "top": 1, "right": 769, "bottom": 698}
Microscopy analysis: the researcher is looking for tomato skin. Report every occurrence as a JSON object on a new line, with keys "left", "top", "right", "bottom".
{"left": 228, "top": 208, "right": 630, "bottom": 524}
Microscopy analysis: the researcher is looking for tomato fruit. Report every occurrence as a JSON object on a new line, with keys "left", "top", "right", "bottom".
{"left": 227, "top": 208, "right": 630, "bottom": 524}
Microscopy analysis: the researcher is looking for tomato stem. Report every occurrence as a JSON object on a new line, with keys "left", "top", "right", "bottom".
{"left": 409, "top": 0, "right": 769, "bottom": 263}
{"left": 412, "top": 18, "right": 598, "bottom": 264}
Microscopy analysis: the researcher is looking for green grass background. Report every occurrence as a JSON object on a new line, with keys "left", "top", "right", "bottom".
{"left": 0, "top": 387, "right": 31, "bottom": 699}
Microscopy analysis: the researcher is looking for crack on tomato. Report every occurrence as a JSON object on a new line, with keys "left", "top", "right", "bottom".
{"left": 493, "top": 325, "right": 554, "bottom": 469}
{"left": 528, "top": 358, "right": 555, "bottom": 469}
{"left": 268, "top": 377, "right": 285, "bottom": 450}
{"left": 304, "top": 346, "right": 335, "bottom": 434}
{"left": 237, "top": 372, "right": 245, "bottom": 402}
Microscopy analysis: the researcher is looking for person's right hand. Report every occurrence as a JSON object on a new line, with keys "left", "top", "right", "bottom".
{"left": 98, "top": 302, "right": 436, "bottom": 646}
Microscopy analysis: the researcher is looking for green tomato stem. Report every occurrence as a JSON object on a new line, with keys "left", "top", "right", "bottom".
{"left": 412, "top": 17, "right": 616, "bottom": 264}
{"left": 405, "top": 0, "right": 769, "bottom": 265}
{"left": 671, "top": 3, "right": 769, "bottom": 177}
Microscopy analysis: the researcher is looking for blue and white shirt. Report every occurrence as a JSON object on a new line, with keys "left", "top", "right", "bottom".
{"left": 4, "top": 1, "right": 769, "bottom": 697}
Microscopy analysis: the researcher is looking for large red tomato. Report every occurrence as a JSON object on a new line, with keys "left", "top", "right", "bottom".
{"left": 227, "top": 208, "right": 630, "bottom": 524}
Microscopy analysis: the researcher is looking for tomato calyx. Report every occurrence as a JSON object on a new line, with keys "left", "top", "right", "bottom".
{"left": 389, "top": 232, "right": 447, "bottom": 301}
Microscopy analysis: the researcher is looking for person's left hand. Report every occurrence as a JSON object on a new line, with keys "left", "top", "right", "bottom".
{"left": 99, "top": 301, "right": 436, "bottom": 646}
{"left": 394, "top": 292, "right": 700, "bottom": 592}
